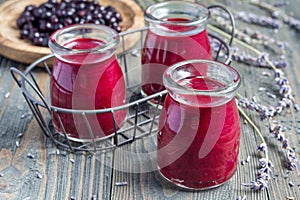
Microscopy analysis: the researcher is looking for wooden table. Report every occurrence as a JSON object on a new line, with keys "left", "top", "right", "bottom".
{"left": 1, "top": 0, "right": 300, "bottom": 199}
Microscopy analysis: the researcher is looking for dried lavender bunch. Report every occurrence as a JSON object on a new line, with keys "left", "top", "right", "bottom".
{"left": 238, "top": 97, "right": 297, "bottom": 169}
{"left": 234, "top": 11, "right": 282, "bottom": 29}
{"left": 233, "top": 41, "right": 299, "bottom": 171}
{"left": 210, "top": 41, "right": 287, "bottom": 69}
{"left": 242, "top": 143, "right": 273, "bottom": 190}
{"left": 238, "top": 91, "right": 297, "bottom": 123}
{"left": 262, "top": 4, "right": 300, "bottom": 32}
{"left": 240, "top": 68, "right": 298, "bottom": 115}
{"left": 208, "top": 3, "right": 299, "bottom": 190}
{"left": 231, "top": 48, "right": 287, "bottom": 69}
{"left": 208, "top": 25, "right": 298, "bottom": 113}
{"left": 211, "top": 14, "right": 286, "bottom": 50}
{"left": 242, "top": 27, "right": 286, "bottom": 50}
{"left": 245, "top": 0, "right": 300, "bottom": 32}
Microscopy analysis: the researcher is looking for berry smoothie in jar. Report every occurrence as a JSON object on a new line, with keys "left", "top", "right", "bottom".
{"left": 49, "top": 24, "right": 126, "bottom": 141}
{"left": 157, "top": 60, "right": 241, "bottom": 190}
{"left": 141, "top": 1, "right": 212, "bottom": 99}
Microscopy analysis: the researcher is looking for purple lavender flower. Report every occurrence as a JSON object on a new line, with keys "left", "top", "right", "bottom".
{"left": 242, "top": 181, "right": 261, "bottom": 190}
{"left": 230, "top": 47, "right": 288, "bottom": 69}
{"left": 238, "top": 98, "right": 297, "bottom": 171}
{"left": 274, "top": 69, "right": 299, "bottom": 111}
{"left": 284, "top": 16, "right": 300, "bottom": 32}
{"left": 257, "top": 143, "right": 268, "bottom": 152}
{"left": 235, "top": 11, "right": 282, "bottom": 29}
{"left": 273, "top": 1, "right": 289, "bottom": 7}
{"left": 243, "top": 143, "right": 273, "bottom": 191}
{"left": 269, "top": 121, "right": 297, "bottom": 170}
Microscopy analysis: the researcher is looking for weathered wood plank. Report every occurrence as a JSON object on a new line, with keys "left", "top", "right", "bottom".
{"left": 0, "top": 61, "right": 42, "bottom": 200}
{"left": 0, "top": 60, "right": 114, "bottom": 199}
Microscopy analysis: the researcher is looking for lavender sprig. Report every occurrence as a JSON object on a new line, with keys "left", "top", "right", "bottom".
{"left": 209, "top": 24, "right": 298, "bottom": 192}
{"left": 234, "top": 11, "right": 282, "bottom": 29}
{"left": 242, "top": 144, "right": 273, "bottom": 190}
{"left": 269, "top": 120, "right": 297, "bottom": 170}
{"left": 245, "top": 0, "right": 300, "bottom": 32}
{"left": 242, "top": 27, "right": 286, "bottom": 50}
{"left": 283, "top": 16, "right": 300, "bottom": 32}
{"left": 231, "top": 47, "right": 287, "bottom": 69}
{"left": 208, "top": 25, "right": 299, "bottom": 112}
{"left": 273, "top": 69, "right": 299, "bottom": 113}
{"left": 238, "top": 106, "right": 273, "bottom": 190}
{"left": 273, "top": 1, "right": 289, "bottom": 7}
{"left": 237, "top": 70, "right": 298, "bottom": 116}
{"left": 238, "top": 98, "right": 275, "bottom": 120}
{"left": 238, "top": 97, "right": 297, "bottom": 169}
{"left": 208, "top": 26, "right": 288, "bottom": 69}
{"left": 209, "top": 38, "right": 287, "bottom": 69}
{"left": 210, "top": 10, "right": 287, "bottom": 50}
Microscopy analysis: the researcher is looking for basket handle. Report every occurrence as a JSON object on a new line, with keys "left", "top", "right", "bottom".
{"left": 208, "top": 4, "right": 235, "bottom": 64}
{"left": 10, "top": 67, "right": 23, "bottom": 87}
{"left": 10, "top": 67, "right": 51, "bottom": 112}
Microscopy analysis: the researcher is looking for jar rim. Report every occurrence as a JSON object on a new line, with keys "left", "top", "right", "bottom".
{"left": 144, "top": 1, "right": 210, "bottom": 27}
{"left": 163, "top": 59, "right": 241, "bottom": 97}
{"left": 49, "top": 24, "right": 119, "bottom": 54}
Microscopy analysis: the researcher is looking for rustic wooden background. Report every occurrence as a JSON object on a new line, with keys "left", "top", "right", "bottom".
{"left": 0, "top": 0, "right": 300, "bottom": 199}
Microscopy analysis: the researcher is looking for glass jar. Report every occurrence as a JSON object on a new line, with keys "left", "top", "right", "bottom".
{"left": 157, "top": 60, "right": 241, "bottom": 190}
{"left": 141, "top": 1, "right": 212, "bottom": 99}
{"left": 49, "top": 24, "right": 126, "bottom": 141}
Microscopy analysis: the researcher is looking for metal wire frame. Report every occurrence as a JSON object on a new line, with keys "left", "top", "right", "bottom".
{"left": 10, "top": 21, "right": 234, "bottom": 153}
{"left": 208, "top": 4, "right": 235, "bottom": 64}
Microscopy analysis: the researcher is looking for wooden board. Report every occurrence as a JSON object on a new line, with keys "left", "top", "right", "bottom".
{"left": 0, "top": 0, "right": 144, "bottom": 65}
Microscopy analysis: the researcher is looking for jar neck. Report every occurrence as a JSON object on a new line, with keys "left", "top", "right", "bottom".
{"left": 49, "top": 24, "right": 119, "bottom": 64}
{"left": 163, "top": 60, "right": 241, "bottom": 107}
{"left": 144, "top": 1, "right": 210, "bottom": 36}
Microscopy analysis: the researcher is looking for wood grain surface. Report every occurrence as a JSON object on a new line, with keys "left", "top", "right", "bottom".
{"left": 0, "top": 0, "right": 144, "bottom": 65}
{"left": 1, "top": 0, "right": 300, "bottom": 200}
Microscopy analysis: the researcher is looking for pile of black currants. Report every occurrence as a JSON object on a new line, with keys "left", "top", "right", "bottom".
{"left": 16, "top": 0, "right": 122, "bottom": 47}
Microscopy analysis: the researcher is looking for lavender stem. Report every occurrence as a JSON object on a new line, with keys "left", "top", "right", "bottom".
{"left": 237, "top": 100, "right": 267, "bottom": 150}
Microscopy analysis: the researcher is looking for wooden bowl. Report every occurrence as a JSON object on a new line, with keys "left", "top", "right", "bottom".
{"left": 0, "top": 0, "right": 144, "bottom": 65}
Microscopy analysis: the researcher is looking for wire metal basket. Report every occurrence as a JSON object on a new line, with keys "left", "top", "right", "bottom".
{"left": 10, "top": 6, "right": 234, "bottom": 153}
